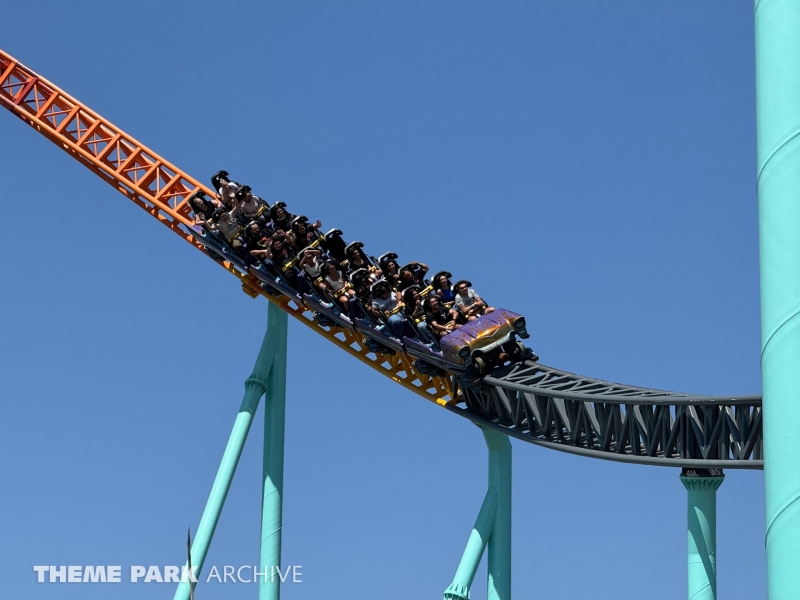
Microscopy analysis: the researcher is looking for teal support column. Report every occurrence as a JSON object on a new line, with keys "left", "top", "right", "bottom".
{"left": 755, "top": 2, "right": 800, "bottom": 598}
{"left": 444, "top": 488, "right": 499, "bottom": 599}
{"left": 174, "top": 304, "right": 282, "bottom": 600}
{"left": 680, "top": 469, "right": 724, "bottom": 600}
{"left": 259, "top": 303, "right": 288, "bottom": 600}
{"left": 444, "top": 427, "right": 511, "bottom": 600}
{"left": 485, "top": 428, "right": 512, "bottom": 600}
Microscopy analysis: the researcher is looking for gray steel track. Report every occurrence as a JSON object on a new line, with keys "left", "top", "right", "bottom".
{"left": 446, "top": 362, "right": 762, "bottom": 469}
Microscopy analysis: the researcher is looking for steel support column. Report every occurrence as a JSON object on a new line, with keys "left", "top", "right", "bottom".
{"left": 680, "top": 469, "right": 724, "bottom": 600}
{"left": 755, "top": 2, "right": 800, "bottom": 598}
{"left": 259, "top": 304, "right": 288, "bottom": 599}
{"left": 174, "top": 305, "right": 283, "bottom": 600}
{"left": 444, "top": 427, "right": 511, "bottom": 600}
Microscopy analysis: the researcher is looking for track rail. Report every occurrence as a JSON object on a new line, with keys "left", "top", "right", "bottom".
{"left": 0, "top": 48, "right": 762, "bottom": 467}
{"left": 458, "top": 362, "right": 762, "bottom": 468}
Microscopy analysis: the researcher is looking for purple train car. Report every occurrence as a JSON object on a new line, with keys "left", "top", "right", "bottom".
{"left": 439, "top": 308, "right": 530, "bottom": 376}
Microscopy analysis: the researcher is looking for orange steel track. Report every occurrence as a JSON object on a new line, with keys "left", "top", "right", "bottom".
{"left": 0, "top": 48, "right": 460, "bottom": 406}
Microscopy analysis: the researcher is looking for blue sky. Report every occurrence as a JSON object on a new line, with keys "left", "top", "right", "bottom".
{"left": 0, "top": 1, "right": 764, "bottom": 599}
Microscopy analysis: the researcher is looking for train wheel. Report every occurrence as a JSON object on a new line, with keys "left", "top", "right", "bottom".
{"left": 473, "top": 356, "right": 487, "bottom": 378}
{"left": 508, "top": 341, "right": 526, "bottom": 362}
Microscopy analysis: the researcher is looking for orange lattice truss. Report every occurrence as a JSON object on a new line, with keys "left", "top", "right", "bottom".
{"left": 0, "top": 48, "right": 460, "bottom": 405}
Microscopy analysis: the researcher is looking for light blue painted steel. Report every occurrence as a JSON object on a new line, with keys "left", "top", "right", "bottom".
{"left": 680, "top": 474, "right": 724, "bottom": 600}
{"left": 444, "top": 427, "right": 512, "bottom": 600}
{"left": 260, "top": 303, "right": 288, "bottom": 600}
{"left": 754, "top": 2, "right": 800, "bottom": 598}
{"left": 174, "top": 305, "right": 281, "bottom": 600}
{"left": 444, "top": 488, "right": 498, "bottom": 600}
{"left": 484, "top": 428, "right": 511, "bottom": 600}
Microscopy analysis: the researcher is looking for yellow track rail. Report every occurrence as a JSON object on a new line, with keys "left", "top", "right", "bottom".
{"left": 0, "top": 48, "right": 460, "bottom": 406}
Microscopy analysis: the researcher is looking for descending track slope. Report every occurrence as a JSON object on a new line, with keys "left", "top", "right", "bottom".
{"left": 0, "top": 49, "right": 762, "bottom": 468}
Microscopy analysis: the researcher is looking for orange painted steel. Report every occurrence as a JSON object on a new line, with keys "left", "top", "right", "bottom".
{"left": 0, "top": 48, "right": 459, "bottom": 406}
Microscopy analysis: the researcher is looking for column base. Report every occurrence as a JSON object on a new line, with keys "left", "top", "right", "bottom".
{"left": 444, "top": 582, "right": 470, "bottom": 600}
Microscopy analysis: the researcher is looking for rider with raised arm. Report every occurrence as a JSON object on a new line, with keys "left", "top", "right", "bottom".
{"left": 189, "top": 192, "right": 222, "bottom": 231}
{"left": 291, "top": 216, "right": 322, "bottom": 251}
{"left": 212, "top": 170, "right": 240, "bottom": 209}
{"left": 397, "top": 261, "right": 429, "bottom": 292}
{"left": 204, "top": 203, "right": 245, "bottom": 258}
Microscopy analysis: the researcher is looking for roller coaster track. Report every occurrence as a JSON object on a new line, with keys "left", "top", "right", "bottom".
{"left": 0, "top": 48, "right": 762, "bottom": 469}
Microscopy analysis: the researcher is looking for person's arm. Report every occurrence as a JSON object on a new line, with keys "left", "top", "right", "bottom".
{"left": 257, "top": 241, "right": 274, "bottom": 260}
{"left": 415, "top": 262, "right": 429, "bottom": 276}
{"left": 427, "top": 318, "right": 443, "bottom": 334}
{"left": 311, "top": 219, "right": 322, "bottom": 230}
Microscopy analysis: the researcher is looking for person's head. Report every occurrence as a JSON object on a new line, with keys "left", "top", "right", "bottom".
{"left": 403, "top": 288, "right": 420, "bottom": 307}
{"left": 295, "top": 222, "right": 307, "bottom": 235}
{"left": 425, "top": 296, "right": 440, "bottom": 311}
{"left": 236, "top": 185, "right": 252, "bottom": 202}
{"left": 400, "top": 267, "right": 414, "bottom": 282}
{"left": 190, "top": 195, "right": 206, "bottom": 212}
{"left": 437, "top": 274, "right": 451, "bottom": 289}
{"left": 324, "top": 260, "right": 339, "bottom": 276}
{"left": 248, "top": 222, "right": 261, "bottom": 236}
{"left": 385, "top": 260, "right": 398, "bottom": 274}
{"left": 373, "top": 281, "right": 391, "bottom": 299}
{"left": 271, "top": 202, "right": 287, "bottom": 221}
{"left": 219, "top": 211, "right": 231, "bottom": 221}
{"left": 455, "top": 280, "right": 471, "bottom": 295}
{"left": 271, "top": 237, "right": 283, "bottom": 251}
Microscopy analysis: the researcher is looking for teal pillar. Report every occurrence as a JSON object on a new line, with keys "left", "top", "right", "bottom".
{"left": 174, "top": 303, "right": 284, "bottom": 600}
{"left": 680, "top": 469, "right": 724, "bottom": 600}
{"left": 259, "top": 304, "right": 288, "bottom": 599}
{"left": 755, "top": 2, "right": 800, "bottom": 598}
{"left": 444, "top": 427, "right": 512, "bottom": 600}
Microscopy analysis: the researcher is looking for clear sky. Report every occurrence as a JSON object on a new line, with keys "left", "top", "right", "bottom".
{"left": 0, "top": 1, "right": 764, "bottom": 599}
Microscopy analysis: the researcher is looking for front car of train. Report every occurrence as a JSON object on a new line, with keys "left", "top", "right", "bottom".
{"left": 439, "top": 308, "right": 530, "bottom": 376}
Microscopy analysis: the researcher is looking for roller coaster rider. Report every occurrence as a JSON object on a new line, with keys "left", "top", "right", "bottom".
{"left": 346, "top": 243, "right": 380, "bottom": 280}
{"left": 403, "top": 286, "right": 438, "bottom": 347}
{"left": 204, "top": 204, "right": 246, "bottom": 259}
{"left": 432, "top": 271, "right": 456, "bottom": 306}
{"left": 190, "top": 192, "right": 222, "bottom": 230}
{"left": 424, "top": 295, "right": 461, "bottom": 339}
{"left": 212, "top": 170, "right": 240, "bottom": 209}
{"left": 322, "top": 260, "right": 354, "bottom": 312}
{"left": 235, "top": 185, "right": 268, "bottom": 225}
{"left": 397, "top": 261, "right": 429, "bottom": 292}
{"left": 243, "top": 222, "right": 273, "bottom": 266}
{"left": 270, "top": 202, "right": 294, "bottom": 233}
{"left": 378, "top": 253, "right": 402, "bottom": 288}
{"left": 370, "top": 279, "right": 415, "bottom": 338}
{"left": 454, "top": 280, "right": 494, "bottom": 321}
{"left": 291, "top": 216, "right": 322, "bottom": 251}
